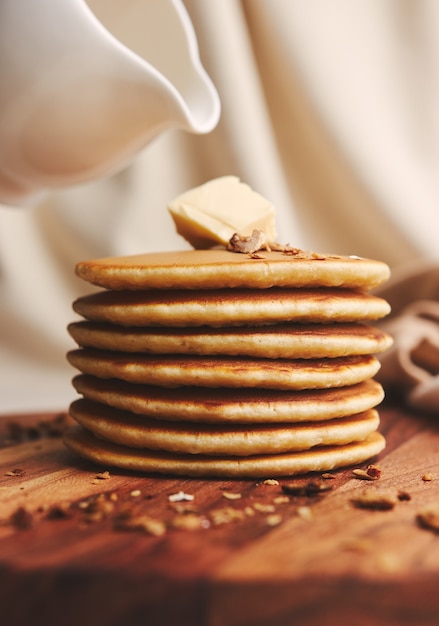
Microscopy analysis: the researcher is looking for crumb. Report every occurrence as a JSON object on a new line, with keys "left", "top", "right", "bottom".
{"left": 4, "top": 468, "right": 25, "bottom": 477}
{"left": 416, "top": 505, "right": 439, "bottom": 533}
{"left": 352, "top": 464, "right": 382, "bottom": 481}
{"left": 281, "top": 480, "right": 333, "bottom": 497}
{"left": 253, "top": 502, "right": 276, "bottom": 513}
{"left": 297, "top": 506, "right": 314, "bottom": 521}
{"left": 321, "top": 473, "right": 336, "bottom": 480}
{"left": 273, "top": 495, "right": 290, "bottom": 505}
{"left": 351, "top": 489, "right": 397, "bottom": 511}
{"left": 397, "top": 490, "right": 411, "bottom": 502}
{"left": 10, "top": 506, "right": 34, "bottom": 530}
{"left": 168, "top": 491, "right": 194, "bottom": 503}
{"left": 227, "top": 229, "right": 270, "bottom": 254}
{"left": 266, "top": 514, "right": 283, "bottom": 527}
{"left": 171, "top": 513, "right": 209, "bottom": 531}
{"left": 263, "top": 479, "right": 279, "bottom": 486}
{"left": 210, "top": 507, "right": 245, "bottom": 525}
{"left": 222, "top": 491, "right": 242, "bottom": 501}
{"left": 46, "top": 502, "right": 72, "bottom": 520}
{"left": 95, "top": 471, "right": 111, "bottom": 480}
{"left": 114, "top": 514, "right": 166, "bottom": 537}
{"left": 422, "top": 473, "right": 433, "bottom": 482}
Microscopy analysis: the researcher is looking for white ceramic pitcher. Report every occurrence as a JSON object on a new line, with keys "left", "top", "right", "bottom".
{"left": 0, "top": 0, "right": 220, "bottom": 205}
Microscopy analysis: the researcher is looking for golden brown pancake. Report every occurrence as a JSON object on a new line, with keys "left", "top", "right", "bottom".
{"left": 70, "top": 374, "right": 384, "bottom": 423}
{"left": 67, "top": 350, "right": 382, "bottom": 391}
{"left": 68, "top": 350, "right": 380, "bottom": 390}
{"left": 72, "top": 287, "right": 391, "bottom": 327}
{"left": 69, "top": 398, "right": 380, "bottom": 456}
{"left": 67, "top": 321, "right": 393, "bottom": 359}
{"left": 64, "top": 426, "right": 386, "bottom": 478}
{"left": 74, "top": 248, "right": 391, "bottom": 291}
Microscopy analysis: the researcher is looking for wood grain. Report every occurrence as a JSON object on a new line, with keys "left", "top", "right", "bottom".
{"left": 1, "top": 399, "right": 439, "bottom": 626}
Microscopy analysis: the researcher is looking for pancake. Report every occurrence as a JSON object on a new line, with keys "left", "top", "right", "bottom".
{"left": 68, "top": 350, "right": 381, "bottom": 390}
{"left": 72, "top": 287, "right": 391, "bottom": 327}
{"left": 70, "top": 375, "right": 384, "bottom": 423}
{"left": 74, "top": 248, "right": 391, "bottom": 291}
{"left": 69, "top": 398, "right": 380, "bottom": 456}
{"left": 64, "top": 426, "right": 386, "bottom": 478}
{"left": 67, "top": 350, "right": 382, "bottom": 391}
{"left": 67, "top": 321, "right": 393, "bottom": 359}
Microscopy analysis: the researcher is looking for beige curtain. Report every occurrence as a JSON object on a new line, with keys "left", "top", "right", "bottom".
{"left": 2, "top": 0, "right": 439, "bottom": 413}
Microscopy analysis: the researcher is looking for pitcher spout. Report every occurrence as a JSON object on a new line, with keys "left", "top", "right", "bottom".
{"left": 0, "top": 0, "right": 220, "bottom": 205}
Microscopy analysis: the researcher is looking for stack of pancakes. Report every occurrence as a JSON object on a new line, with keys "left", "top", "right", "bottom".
{"left": 65, "top": 248, "right": 393, "bottom": 478}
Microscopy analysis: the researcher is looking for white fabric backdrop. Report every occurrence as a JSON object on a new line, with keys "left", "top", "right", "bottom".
{"left": 2, "top": 0, "right": 439, "bottom": 413}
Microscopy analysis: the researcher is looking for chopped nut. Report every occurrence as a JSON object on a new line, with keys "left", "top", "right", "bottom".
{"left": 351, "top": 489, "right": 397, "bottom": 511}
{"left": 169, "top": 502, "right": 197, "bottom": 514}
{"left": 168, "top": 491, "right": 194, "bottom": 503}
{"left": 253, "top": 502, "right": 276, "bottom": 513}
{"left": 282, "top": 480, "right": 333, "bottom": 497}
{"left": 297, "top": 506, "right": 313, "bottom": 521}
{"left": 281, "top": 481, "right": 308, "bottom": 496}
{"left": 171, "top": 513, "right": 209, "bottom": 531}
{"left": 4, "top": 468, "right": 25, "bottom": 477}
{"left": 46, "top": 502, "right": 72, "bottom": 520}
{"left": 273, "top": 495, "right": 290, "bottom": 505}
{"left": 266, "top": 514, "right": 283, "bottom": 527}
{"left": 10, "top": 506, "right": 34, "bottom": 530}
{"left": 321, "top": 473, "right": 336, "bottom": 480}
{"left": 210, "top": 507, "right": 245, "bottom": 525}
{"left": 417, "top": 505, "right": 439, "bottom": 533}
{"left": 82, "top": 494, "right": 115, "bottom": 522}
{"left": 227, "top": 229, "right": 271, "bottom": 255}
{"left": 397, "top": 490, "right": 411, "bottom": 502}
{"left": 422, "top": 473, "right": 433, "bottom": 482}
{"left": 263, "top": 479, "right": 279, "bottom": 486}
{"left": 95, "top": 471, "right": 111, "bottom": 480}
{"left": 114, "top": 514, "right": 166, "bottom": 537}
{"left": 352, "top": 464, "right": 382, "bottom": 481}
{"left": 244, "top": 506, "right": 255, "bottom": 517}
{"left": 222, "top": 491, "right": 242, "bottom": 501}
{"left": 130, "top": 489, "right": 142, "bottom": 497}
{"left": 366, "top": 464, "right": 382, "bottom": 479}
{"left": 352, "top": 469, "right": 375, "bottom": 481}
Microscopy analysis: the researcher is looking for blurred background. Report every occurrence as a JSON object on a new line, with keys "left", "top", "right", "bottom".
{"left": 2, "top": 0, "right": 439, "bottom": 413}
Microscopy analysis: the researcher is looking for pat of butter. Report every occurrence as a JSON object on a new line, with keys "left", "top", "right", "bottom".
{"left": 168, "top": 176, "right": 277, "bottom": 248}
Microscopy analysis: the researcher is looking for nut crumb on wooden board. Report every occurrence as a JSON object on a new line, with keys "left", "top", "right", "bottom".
{"left": 1, "top": 404, "right": 439, "bottom": 626}
{"left": 1, "top": 404, "right": 439, "bottom": 573}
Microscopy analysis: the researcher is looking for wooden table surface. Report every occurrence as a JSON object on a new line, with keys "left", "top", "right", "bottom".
{"left": 1, "top": 398, "right": 439, "bottom": 626}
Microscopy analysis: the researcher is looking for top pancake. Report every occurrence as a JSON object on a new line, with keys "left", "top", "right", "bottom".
{"left": 75, "top": 249, "right": 391, "bottom": 291}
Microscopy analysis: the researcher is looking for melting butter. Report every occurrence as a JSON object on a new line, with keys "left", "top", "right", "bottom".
{"left": 168, "top": 176, "right": 277, "bottom": 249}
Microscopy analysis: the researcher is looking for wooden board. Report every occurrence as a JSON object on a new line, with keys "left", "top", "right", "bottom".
{"left": 1, "top": 399, "right": 439, "bottom": 626}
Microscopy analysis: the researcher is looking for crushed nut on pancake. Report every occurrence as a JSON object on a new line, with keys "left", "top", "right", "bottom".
{"left": 227, "top": 229, "right": 271, "bottom": 254}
